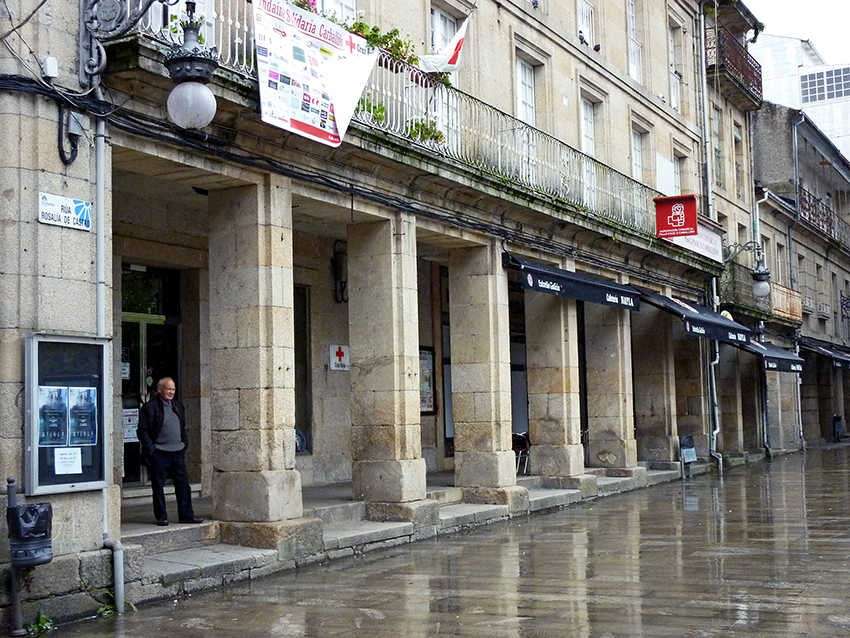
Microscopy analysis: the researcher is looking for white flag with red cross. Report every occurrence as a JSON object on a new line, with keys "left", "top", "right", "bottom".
{"left": 417, "top": 16, "right": 470, "bottom": 73}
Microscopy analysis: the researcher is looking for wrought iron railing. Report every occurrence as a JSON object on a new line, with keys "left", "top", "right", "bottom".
{"left": 770, "top": 282, "right": 803, "bottom": 323}
{"left": 124, "top": 7, "right": 663, "bottom": 236}
{"left": 131, "top": 0, "right": 256, "bottom": 75}
{"left": 705, "top": 27, "right": 762, "bottom": 103}
{"left": 799, "top": 187, "right": 850, "bottom": 246}
{"left": 354, "top": 54, "right": 660, "bottom": 236}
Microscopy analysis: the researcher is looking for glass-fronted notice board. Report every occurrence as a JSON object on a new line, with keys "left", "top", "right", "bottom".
{"left": 25, "top": 334, "right": 109, "bottom": 494}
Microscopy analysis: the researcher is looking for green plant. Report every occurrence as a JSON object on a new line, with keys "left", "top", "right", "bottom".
{"left": 96, "top": 591, "right": 138, "bottom": 617}
{"left": 427, "top": 71, "right": 453, "bottom": 88}
{"left": 349, "top": 22, "right": 419, "bottom": 66}
{"left": 405, "top": 118, "right": 445, "bottom": 143}
{"left": 27, "top": 609, "right": 54, "bottom": 634}
{"left": 357, "top": 94, "right": 386, "bottom": 122}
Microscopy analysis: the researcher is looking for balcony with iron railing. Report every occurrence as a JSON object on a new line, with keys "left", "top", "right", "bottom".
{"left": 719, "top": 261, "right": 803, "bottom": 325}
{"left": 705, "top": 27, "right": 762, "bottom": 111}
{"left": 116, "top": 7, "right": 673, "bottom": 241}
{"left": 799, "top": 186, "right": 850, "bottom": 247}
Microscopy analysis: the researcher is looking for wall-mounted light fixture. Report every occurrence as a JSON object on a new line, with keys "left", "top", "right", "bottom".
{"left": 331, "top": 240, "right": 348, "bottom": 303}
{"left": 80, "top": 0, "right": 219, "bottom": 129}
{"left": 723, "top": 240, "right": 771, "bottom": 299}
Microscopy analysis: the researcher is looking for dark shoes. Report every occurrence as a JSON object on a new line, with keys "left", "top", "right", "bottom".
{"left": 156, "top": 519, "right": 169, "bottom": 526}
{"left": 179, "top": 516, "right": 205, "bottom": 524}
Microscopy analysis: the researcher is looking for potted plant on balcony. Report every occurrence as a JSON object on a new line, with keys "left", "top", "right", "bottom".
{"left": 405, "top": 118, "right": 445, "bottom": 144}
{"left": 357, "top": 94, "right": 386, "bottom": 124}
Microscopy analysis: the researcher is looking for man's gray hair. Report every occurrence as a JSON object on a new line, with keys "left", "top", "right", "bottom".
{"left": 156, "top": 377, "right": 175, "bottom": 391}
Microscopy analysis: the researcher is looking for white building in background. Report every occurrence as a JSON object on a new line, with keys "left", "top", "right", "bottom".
{"left": 750, "top": 34, "right": 850, "bottom": 158}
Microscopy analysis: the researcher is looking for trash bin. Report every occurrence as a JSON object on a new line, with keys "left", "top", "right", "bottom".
{"left": 7, "top": 503, "right": 53, "bottom": 568}
{"left": 834, "top": 415, "right": 844, "bottom": 443}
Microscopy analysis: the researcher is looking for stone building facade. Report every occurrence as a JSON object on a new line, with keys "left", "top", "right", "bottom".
{"left": 0, "top": 0, "right": 805, "bottom": 626}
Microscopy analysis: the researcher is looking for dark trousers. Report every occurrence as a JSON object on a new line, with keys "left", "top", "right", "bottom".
{"left": 149, "top": 449, "right": 194, "bottom": 522}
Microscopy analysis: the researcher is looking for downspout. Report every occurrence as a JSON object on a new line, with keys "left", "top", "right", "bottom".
{"left": 792, "top": 113, "right": 806, "bottom": 451}
{"left": 94, "top": 86, "right": 124, "bottom": 615}
{"left": 795, "top": 337, "right": 806, "bottom": 449}
{"left": 754, "top": 186, "right": 772, "bottom": 456}
{"left": 700, "top": 0, "right": 723, "bottom": 472}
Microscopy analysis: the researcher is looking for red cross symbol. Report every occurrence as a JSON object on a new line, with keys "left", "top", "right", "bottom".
{"left": 335, "top": 347, "right": 345, "bottom": 362}
{"left": 346, "top": 34, "right": 357, "bottom": 54}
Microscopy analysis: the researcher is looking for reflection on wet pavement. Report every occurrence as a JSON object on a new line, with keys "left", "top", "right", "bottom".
{"left": 53, "top": 447, "right": 850, "bottom": 637}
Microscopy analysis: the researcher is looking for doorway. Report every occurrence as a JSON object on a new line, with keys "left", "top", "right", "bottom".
{"left": 120, "top": 266, "right": 181, "bottom": 485}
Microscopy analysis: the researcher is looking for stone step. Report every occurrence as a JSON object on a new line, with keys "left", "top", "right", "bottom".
{"left": 439, "top": 502, "right": 509, "bottom": 533}
{"left": 305, "top": 501, "right": 367, "bottom": 525}
{"left": 526, "top": 487, "right": 582, "bottom": 512}
{"left": 516, "top": 475, "right": 543, "bottom": 489}
{"left": 137, "top": 544, "right": 280, "bottom": 594}
{"left": 426, "top": 485, "right": 464, "bottom": 504}
{"left": 121, "top": 483, "right": 202, "bottom": 505}
{"left": 123, "top": 520, "right": 220, "bottom": 556}
{"left": 322, "top": 520, "right": 415, "bottom": 559}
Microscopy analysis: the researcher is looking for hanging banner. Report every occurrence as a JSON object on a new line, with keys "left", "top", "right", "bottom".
{"left": 253, "top": 0, "right": 378, "bottom": 147}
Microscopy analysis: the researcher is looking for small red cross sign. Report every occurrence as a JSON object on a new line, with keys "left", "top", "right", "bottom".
{"left": 329, "top": 344, "right": 350, "bottom": 370}
{"left": 346, "top": 35, "right": 357, "bottom": 54}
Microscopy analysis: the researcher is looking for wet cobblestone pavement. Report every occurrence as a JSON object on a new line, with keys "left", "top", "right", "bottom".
{"left": 53, "top": 447, "right": 850, "bottom": 637}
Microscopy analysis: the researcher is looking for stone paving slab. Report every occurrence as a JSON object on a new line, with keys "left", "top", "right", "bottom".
{"left": 322, "top": 520, "right": 414, "bottom": 550}
{"left": 526, "top": 487, "right": 582, "bottom": 511}
{"left": 438, "top": 503, "right": 509, "bottom": 531}
{"left": 142, "top": 544, "right": 278, "bottom": 586}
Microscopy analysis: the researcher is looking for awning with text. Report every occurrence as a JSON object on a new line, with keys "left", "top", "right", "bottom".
{"left": 502, "top": 253, "right": 640, "bottom": 310}
{"left": 639, "top": 289, "right": 752, "bottom": 344}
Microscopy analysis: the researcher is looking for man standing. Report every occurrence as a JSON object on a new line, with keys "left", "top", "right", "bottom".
{"left": 137, "top": 377, "right": 204, "bottom": 526}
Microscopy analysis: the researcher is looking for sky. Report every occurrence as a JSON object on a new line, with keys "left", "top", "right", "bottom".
{"left": 742, "top": 0, "right": 850, "bottom": 64}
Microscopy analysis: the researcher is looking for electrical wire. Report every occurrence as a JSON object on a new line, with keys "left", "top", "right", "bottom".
{"left": 0, "top": 0, "right": 49, "bottom": 41}
{"left": 0, "top": 72, "right": 710, "bottom": 296}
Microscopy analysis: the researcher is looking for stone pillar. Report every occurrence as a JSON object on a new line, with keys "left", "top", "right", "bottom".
{"left": 631, "top": 305, "right": 677, "bottom": 462}
{"left": 583, "top": 303, "right": 637, "bottom": 469}
{"left": 674, "top": 331, "right": 710, "bottom": 457}
{"left": 740, "top": 353, "right": 762, "bottom": 452}
{"left": 348, "top": 215, "right": 437, "bottom": 528}
{"left": 208, "top": 177, "right": 303, "bottom": 524}
{"left": 449, "top": 244, "right": 527, "bottom": 512}
{"left": 525, "top": 290, "right": 583, "bottom": 478}
{"left": 718, "top": 344, "right": 744, "bottom": 454}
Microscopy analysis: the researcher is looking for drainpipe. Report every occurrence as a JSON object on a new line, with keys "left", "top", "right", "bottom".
{"left": 93, "top": 87, "right": 124, "bottom": 615}
{"left": 753, "top": 188, "right": 772, "bottom": 457}
{"left": 795, "top": 336, "right": 806, "bottom": 449}
{"left": 700, "top": 1, "right": 723, "bottom": 472}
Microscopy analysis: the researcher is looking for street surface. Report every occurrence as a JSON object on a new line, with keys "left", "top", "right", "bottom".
{"left": 52, "top": 447, "right": 850, "bottom": 637}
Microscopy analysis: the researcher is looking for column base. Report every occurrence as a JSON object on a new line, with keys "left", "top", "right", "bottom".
{"left": 455, "top": 450, "right": 516, "bottom": 488}
{"left": 587, "top": 438, "right": 637, "bottom": 468}
{"left": 212, "top": 470, "right": 302, "bottom": 522}
{"left": 220, "top": 517, "right": 323, "bottom": 561}
{"left": 366, "top": 499, "right": 440, "bottom": 539}
{"left": 530, "top": 444, "right": 585, "bottom": 478}
{"left": 352, "top": 458, "right": 426, "bottom": 503}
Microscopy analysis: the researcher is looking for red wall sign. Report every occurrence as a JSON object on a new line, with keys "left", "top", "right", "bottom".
{"left": 654, "top": 194, "right": 698, "bottom": 238}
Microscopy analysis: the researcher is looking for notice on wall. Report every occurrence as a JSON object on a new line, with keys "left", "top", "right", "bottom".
{"left": 123, "top": 409, "right": 139, "bottom": 442}
{"left": 252, "top": 0, "right": 378, "bottom": 147}
{"left": 38, "top": 386, "right": 69, "bottom": 447}
{"left": 38, "top": 192, "right": 92, "bottom": 231}
{"left": 54, "top": 447, "right": 83, "bottom": 475}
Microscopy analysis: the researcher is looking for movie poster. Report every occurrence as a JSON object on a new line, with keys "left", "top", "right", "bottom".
{"left": 38, "top": 386, "right": 68, "bottom": 447}
{"left": 69, "top": 387, "right": 98, "bottom": 446}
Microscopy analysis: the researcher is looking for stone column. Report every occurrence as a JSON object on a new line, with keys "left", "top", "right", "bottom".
{"left": 208, "top": 177, "right": 319, "bottom": 556}
{"left": 674, "top": 331, "right": 710, "bottom": 457}
{"left": 348, "top": 215, "right": 437, "bottom": 528}
{"left": 449, "top": 244, "right": 527, "bottom": 512}
{"left": 718, "top": 344, "right": 744, "bottom": 454}
{"left": 631, "top": 305, "right": 677, "bottom": 462}
{"left": 583, "top": 302, "right": 638, "bottom": 469}
{"left": 525, "top": 290, "right": 583, "bottom": 478}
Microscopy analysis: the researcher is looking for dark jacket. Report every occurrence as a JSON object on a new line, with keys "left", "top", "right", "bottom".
{"left": 137, "top": 396, "right": 188, "bottom": 466}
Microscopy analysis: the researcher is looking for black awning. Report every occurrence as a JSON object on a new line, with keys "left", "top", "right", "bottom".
{"left": 639, "top": 289, "right": 752, "bottom": 344}
{"left": 801, "top": 343, "right": 850, "bottom": 370}
{"left": 502, "top": 253, "right": 640, "bottom": 310}
{"left": 738, "top": 340, "right": 804, "bottom": 373}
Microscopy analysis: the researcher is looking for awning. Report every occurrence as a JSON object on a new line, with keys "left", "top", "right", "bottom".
{"left": 639, "top": 289, "right": 752, "bottom": 344}
{"left": 502, "top": 253, "right": 640, "bottom": 310}
{"left": 801, "top": 342, "right": 850, "bottom": 370}
{"left": 738, "top": 340, "right": 804, "bottom": 373}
